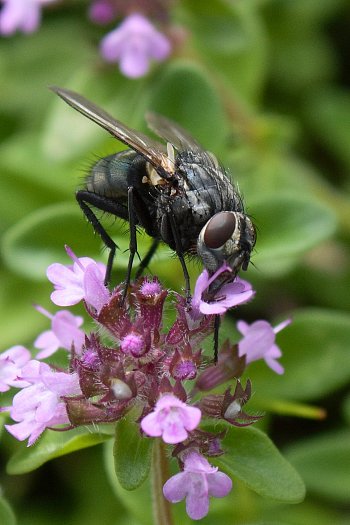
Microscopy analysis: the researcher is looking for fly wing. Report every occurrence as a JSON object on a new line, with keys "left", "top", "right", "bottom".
{"left": 50, "top": 87, "right": 172, "bottom": 177}
{"left": 146, "top": 112, "right": 205, "bottom": 153}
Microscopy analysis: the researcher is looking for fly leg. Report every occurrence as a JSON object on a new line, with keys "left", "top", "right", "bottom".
{"left": 213, "top": 314, "right": 221, "bottom": 364}
{"left": 167, "top": 211, "right": 191, "bottom": 302}
{"left": 121, "top": 187, "right": 138, "bottom": 302}
{"left": 76, "top": 190, "right": 128, "bottom": 285}
{"left": 135, "top": 238, "right": 160, "bottom": 279}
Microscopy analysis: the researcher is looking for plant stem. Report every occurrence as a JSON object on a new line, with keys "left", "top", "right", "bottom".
{"left": 151, "top": 440, "right": 174, "bottom": 525}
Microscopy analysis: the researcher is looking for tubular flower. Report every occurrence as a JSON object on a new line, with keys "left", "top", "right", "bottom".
{"left": 141, "top": 394, "right": 201, "bottom": 444}
{"left": 0, "top": 346, "right": 31, "bottom": 392}
{"left": 100, "top": 13, "right": 171, "bottom": 78}
{"left": 237, "top": 319, "right": 291, "bottom": 374}
{"left": 0, "top": 0, "right": 56, "bottom": 36}
{"left": 34, "top": 306, "right": 85, "bottom": 358}
{"left": 5, "top": 360, "right": 81, "bottom": 446}
{"left": 191, "top": 263, "right": 255, "bottom": 317}
{"left": 163, "top": 449, "right": 232, "bottom": 520}
{"left": 46, "top": 245, "right": 109, "bottom": 311}
{"left": 2, "top": 246, "right": 291, "bottom": 520}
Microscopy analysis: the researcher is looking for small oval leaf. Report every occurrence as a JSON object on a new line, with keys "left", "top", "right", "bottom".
{"left": 285, "top": 430, "right": 350, "bottom": 503}
{"left": 114, "top": 416, "right": 154, "bottom": 490}
{"left": 251, "top": 193, "right": 337, "bottom": 276}
{"left": 7, "top": 426, "right": 113, "bottom": 474}
{"left": 0, "top": 496, "right": 16, "bottom": 525}
{"left": 204, "top": 423, "right": 305, "bottom": 503}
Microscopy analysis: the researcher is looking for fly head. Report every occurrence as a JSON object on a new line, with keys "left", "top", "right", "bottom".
{"left": 197, "top": 211, "right": 256, "bottom": 280}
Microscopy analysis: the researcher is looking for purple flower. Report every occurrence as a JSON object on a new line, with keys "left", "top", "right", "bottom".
{"left": 89, "top": 0, "right": 116, "bottom": 25}
{"left": 163, "top": 449, "right": 232, "bottom": 520}
{"left": 141, "top": 394, "right": 201, "bottom": 444}
{"left": 0, "top": 0, "right": 56, "bottom": 36}
{"left": 34, "top": 306, "right": 85, "bottom": 359}
{"left": 0, "top": 346, "right": 31, "bottom": 392}
{"left": 237, "top": 319, "right": 291, "bottom": 374}
{"left": 100, "top": 13, "right": 171, "bottom": 78}
{"left": 46, "top": 246, "right": 109, "bottom": 312}
{"left": 5, "top": 360, "right": 81, "bottom": 446}
{"left": 191, "top": 263, "right": 255, "bottom": 317}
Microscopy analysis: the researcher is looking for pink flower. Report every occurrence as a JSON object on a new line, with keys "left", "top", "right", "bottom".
{"left": 141, "top": 394, "right": 201, "bottom": 444}
{"left": 237, "top": 319, "right": 291, "bottom": 374}
{"left": 34, "top": 306, "right": 85, "bottom": 359}
{"left": 0, "top": 346, "right": 31, "bottom": 392}
{"left": 100, "top": 13, "right": 171, "bottom": 78}
{"left": 191, "top": 263, "right": 255, "bottom": 317}
{"left": 0, "top": 0, "right": 56, "bottom": 36}
{"left": 46, "top": 246, "right": 109, "bottom": 312}
{"left": 89, "top": 0, "right": 116, "bottom": 25}
{"left": 163, "top": 449, "right": 232, "bottom": 520}
{"left": 5, "top": 360, "right": 81, "bottom": 446}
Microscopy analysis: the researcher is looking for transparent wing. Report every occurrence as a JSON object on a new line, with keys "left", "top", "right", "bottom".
{"left": 51, "top": 87, "right": 171, "bottom": 174}
{"left": 146, "top": 111, "right": 204, "bottom": 153}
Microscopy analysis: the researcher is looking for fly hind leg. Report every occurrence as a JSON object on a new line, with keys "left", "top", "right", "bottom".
{"left": 76, "top": 190, "right": 128, "bottom": 286}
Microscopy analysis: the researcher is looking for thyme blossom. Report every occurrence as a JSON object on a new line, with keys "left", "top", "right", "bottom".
{"left": 0, "top": 0, "right": 56, "bottom": 35}
{"left": 100, "top": 13, "right": 171, "bottom": 78}
{"left": 2, "top": 247, "right": 291, "bottom": 520}
{"left": 163, "top": 449, "right": 232, "bottom": 520}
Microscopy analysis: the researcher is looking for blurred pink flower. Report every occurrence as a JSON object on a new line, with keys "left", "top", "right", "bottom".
{"left": 237, "top": 319, "right": 291, "bottom": 374}
{"left": 100, "top": 13, "right": 171, "bottom": 78}
{"left": 0, "top": 0, "right": 56, "bottom": 36}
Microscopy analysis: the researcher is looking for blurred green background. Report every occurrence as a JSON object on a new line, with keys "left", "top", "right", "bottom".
{"left": 1, "top": 0, "right": 350, "bottom": 524}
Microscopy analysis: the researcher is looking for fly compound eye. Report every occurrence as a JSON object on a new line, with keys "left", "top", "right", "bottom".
{"left": 203, "top": 212, "right": 237, "bottom": 249}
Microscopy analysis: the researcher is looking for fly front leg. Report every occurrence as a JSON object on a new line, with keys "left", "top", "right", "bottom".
{"left": 76, "top": 190, "right": 128, "bottom": 286}
{"left": 167, "top": 211, "right": 191, "bottom": 303}
{"left": 213, "top": 314, "right": 220, "bottom": 364}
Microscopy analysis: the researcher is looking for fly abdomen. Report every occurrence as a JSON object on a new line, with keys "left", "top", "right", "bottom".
{"left": 86, "top": 150, "right": 139, "bottom": 199}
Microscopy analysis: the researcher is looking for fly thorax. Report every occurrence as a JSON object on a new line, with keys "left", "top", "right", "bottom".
{"left": 197, "top": 211, "right": 256, "bottom": 273}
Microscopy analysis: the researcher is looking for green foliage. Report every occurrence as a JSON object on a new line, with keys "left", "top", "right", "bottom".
{"left": 1, "top": 0, "right": 350, "bottom": 524}
{"left": 0, "top": 496, "right": 16, "bottom": 525}
{"left": 114, "top": 415, "right": 154, "bottom": 490}
{"left": 285, "top": 430, "right": 350, "bottom": 504}
{"left": 7, "top": 426, "right": 113, "bottom": 474}
{"left": 204, "top": 423, "right": 305, "bottom": 503}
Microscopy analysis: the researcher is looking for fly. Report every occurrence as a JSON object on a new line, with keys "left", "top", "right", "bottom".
{"left": 51, "top": 87, "right": 257, "bottom": 360}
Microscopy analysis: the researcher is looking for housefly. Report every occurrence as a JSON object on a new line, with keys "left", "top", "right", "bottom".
{"left": 51, "top": 87, "right": 256, "bottom": 359}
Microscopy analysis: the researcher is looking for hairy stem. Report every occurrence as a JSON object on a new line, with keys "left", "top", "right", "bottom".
{"left": 151, "top": 440, "right": 174, "bottom": 525}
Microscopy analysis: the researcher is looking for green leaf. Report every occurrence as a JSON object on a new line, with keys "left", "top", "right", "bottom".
{"left": 43, "top": 67, "right": 150, "bottom": 162}
{"left": 1, "top": 203, "right": 103, "bottom": 280}
{"left": 104, "top": 441, "right": 153, "bottom": 525}
{"left": 181, "top": 0, "right": 268, "bottom": 103}
{"left": 343, "top": 393, "right": 350, "bottom": 426}
{"left": 251, "top": 193, "right": 337, "bottom": 276}
{"left": 7, "top": 426, "right": 113, "bottom": 474}
{"left": 249, "top": 309, "right": 350, "bottom": 401}
{"left": 206, "top": 423, "right": 305, "bottom": 503}
{"left": 0, "top": 496, "right": 16, "bottom": 525}
{"left": 148, "top": 60, "right": 227, "bottom": 155}
{"left": 0, "top": 268, "right": 53, "bottom": 348}
{"left": 114, "top": 416, "right": 154, "bottom": 490}
{"left": 285, "top": 430, "right": 350, "bottom": 503}
{"left": 304, "top": 87, "right": 350, "bottom": 171}
{"left": 0, "top": 132, "right": 75, "bottom": 198}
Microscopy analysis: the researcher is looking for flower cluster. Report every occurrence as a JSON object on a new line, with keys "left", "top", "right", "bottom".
{"left": 0, "top": 247, "right": 290, "bottom": 520}
{"left": 0, "top": 1, "right": 172, "bottom": 78}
